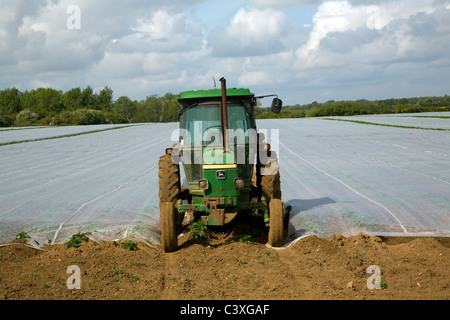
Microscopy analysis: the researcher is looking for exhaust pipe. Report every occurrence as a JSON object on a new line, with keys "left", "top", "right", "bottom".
{"left": 220, "top": 77, "right": 229, "bottom": 151}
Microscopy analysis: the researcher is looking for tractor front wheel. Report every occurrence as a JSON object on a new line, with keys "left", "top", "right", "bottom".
{"left": 160, "top": 202, "right": 178, "bottom": 252}
{"left": 268, "top": 199, "right": 284, "bottom": 247}
{"left": 158, "top": 153, "right": 181, "bottom": 207}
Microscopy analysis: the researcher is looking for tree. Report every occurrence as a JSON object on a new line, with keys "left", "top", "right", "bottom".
{"left": 135, "top": 95, "right": 161, "bottom": 122}
{"left": 112, "top": 96, "right": 137, "bottom": 122}
{"left": 0, "top": 88, "right": 22, "bottom": 115}
{"left": 97, "top": 86, "right": 113, "bottom": 111}
{"left": 81, "top": 85, "right": 96, "bottom": 108}
{"left": 62, "top": 87, "right": 83, "bottom": 110}
{"left": 160, "top": 93, "right": 179, "bottom": 122}
{"left": 21, "top": 88, "right": 63, "bottom": 117}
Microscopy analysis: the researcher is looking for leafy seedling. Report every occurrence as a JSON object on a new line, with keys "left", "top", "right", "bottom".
{"left": 189, "top": 220, "right": 207, "bottom": 239}
{"left": 65, "top": 232, "right": 89, "bottom": 248}
{"left": 112, "top": 268, "right": 124, "bottom": 275}
{"left": 16, "top": 231, "right": 30, "bottom": 239}
{"left": 237, "top": 234, "right": 253, "bottom": 244}
{"left": 128, "top": 274, "right": 139, "bottom": 280}
{"left": 235, "top": 257, "right": 248, "bottom": 264}
{"left": 237, "top": 226, "right": 261, "bottom": 244}
{"left": 122, "top": 240, "right": 138, "bottom": 251}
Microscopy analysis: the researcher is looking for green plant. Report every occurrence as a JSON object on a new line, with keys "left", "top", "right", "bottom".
{"left": 237, "top": 234, "right": 253, "bottom": 244}
{"left": 72, "top": 256, "right": 86, "bottom": 264}
{"left": 122, "top": 240, "right": 138, "bottom": 251}
{"left": 379, "top": 280, "right": 387, "bottom": 289}
{"left": 112, "top": 268, "right": 124, "bottom": 275}
{"left": 237, "top": 226, "right": 261, "bottom": 244}
{"left": 65, "top": 232, "right": 88, "bottom": 248}
{"left": 350, "top": 251, "right": 366, "bottom": 264}
{"left": 189, "top": 220, "right": 207, "bottom": 239}
{"left": 16, "top": 231, "right": 30, "bottom": 239}
{"left": 42, "top": 281, "right": 51, "bottom": 288}
{"left": 235, "top": 257, "right": 248, "bottom": 264}
{"left": 284, "top": 204, "right": 292, "bottom": 214}
{"left": 128, "top": 274, "right": 139, "bottom": 280}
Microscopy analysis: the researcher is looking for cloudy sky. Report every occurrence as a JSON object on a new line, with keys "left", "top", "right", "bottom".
{"left": 1, "top": 0, "right": 449, "bottom": 105}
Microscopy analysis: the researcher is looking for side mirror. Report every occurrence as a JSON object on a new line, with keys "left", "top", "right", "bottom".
{"left": 271, "top": 98, "right": 282, "bottom": 114}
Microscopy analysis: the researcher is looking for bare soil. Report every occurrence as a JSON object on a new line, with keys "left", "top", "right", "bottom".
{"left": 1, "top": 219, "right": 449, "bottom": 301}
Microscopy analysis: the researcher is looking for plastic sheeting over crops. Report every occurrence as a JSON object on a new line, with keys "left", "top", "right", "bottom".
{"left": 1, "top": 113, "right": 449, "bottom": 247}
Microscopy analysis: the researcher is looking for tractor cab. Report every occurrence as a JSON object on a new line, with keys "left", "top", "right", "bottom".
{"left": 177, "top": 87, "right": 256, "bottom": 189}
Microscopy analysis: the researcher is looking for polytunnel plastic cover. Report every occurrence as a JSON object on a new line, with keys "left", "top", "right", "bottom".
{"left": 0, "top": 113, "right": 449, "bottom": 248}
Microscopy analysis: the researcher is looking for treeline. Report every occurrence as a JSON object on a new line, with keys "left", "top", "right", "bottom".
{"left": 0, "top": 86, "right": 179, "bottom": 127}
{"left": 256, "top": 95, "right": 450, "bottom": 119}
{"left": 1, "top": 86, "right": 450, "bottom": 127}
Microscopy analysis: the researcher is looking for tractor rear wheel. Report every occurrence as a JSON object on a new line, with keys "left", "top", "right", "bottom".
{"left": 268, "top": 199, "right": 284, "bottom": 247}
{"left": 260, "top": 151, "right": 281, "bottom": 200}
{"left": 160, "top": 202, "right": 178, "bottom": 252}
{"left": 261, "top": 172, "right": 281, "bottom": 200}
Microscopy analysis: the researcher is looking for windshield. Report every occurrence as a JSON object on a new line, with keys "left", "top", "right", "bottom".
{"left": 179, "top": 102, "right": 254, "bottom": 183}
{"left": 179, "top": 102, "right": 252, "bottom": 147}
{"left": 180, "top": 103, "right": 220, "bottom": 146}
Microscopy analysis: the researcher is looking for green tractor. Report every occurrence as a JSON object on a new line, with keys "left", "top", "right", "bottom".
{"left": 158, "top": 78, "right": 287, "bottom": 252}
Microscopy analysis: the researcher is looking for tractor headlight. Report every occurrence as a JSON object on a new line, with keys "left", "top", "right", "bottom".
{"left": 198, "top": 179, "right": 209, "bottom": 190}
{"left": 234, "top": 178, "right": 245, "bottom": 189}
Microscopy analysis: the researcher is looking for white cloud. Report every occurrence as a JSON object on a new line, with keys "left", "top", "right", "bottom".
{"left": 133, "top": 10, "right": 187, "bottom": 40}
{"left": 1, "top": 1, "right": 207, "bottom": 90}
{"left": 128, "top": 10, "right": 204, "bottom": 53}
{"left": 250, "top": 0, "right": 317, "bottom": 7}
{"left": 208, "top": 6, "right": 291, "bottom": 57}
{"left": 286, "top": 1, "right": 450, "bottom": 103}
{"left": 238, "top": 71, "right": 269, "bottom": 86}
{"left": 295, "top": 0, "right": 442, "bottom": 68}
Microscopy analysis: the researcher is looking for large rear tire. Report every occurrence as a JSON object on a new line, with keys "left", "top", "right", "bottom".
{"left": 260, "top": 151, "right": 281, "bottom": 200}
{"left": 160, "top": 202, "right": 178, "bottom": 252}
{"left": 268, "top": 199, "right": 284, "bottom": 247}
{"left": 261, "top": 171, "right": 281, "bottom": 200}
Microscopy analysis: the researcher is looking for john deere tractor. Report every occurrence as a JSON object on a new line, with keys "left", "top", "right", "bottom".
{"left": 158, "top": 78, "right": 286, "bottom": 252}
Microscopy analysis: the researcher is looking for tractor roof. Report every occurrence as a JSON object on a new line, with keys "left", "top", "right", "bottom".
{"left": 178, "top": 88, "right": 254, "bottom": 101}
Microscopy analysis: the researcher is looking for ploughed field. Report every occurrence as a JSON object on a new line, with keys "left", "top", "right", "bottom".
{"left": 1, "top": 229, "right": 449, "bottom": 300}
